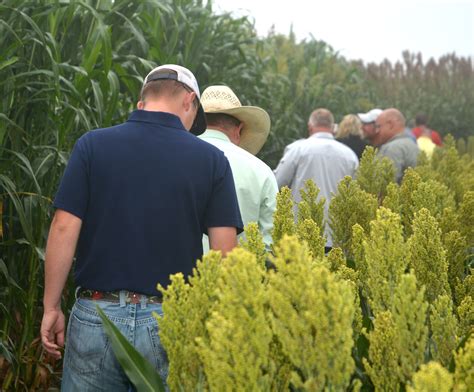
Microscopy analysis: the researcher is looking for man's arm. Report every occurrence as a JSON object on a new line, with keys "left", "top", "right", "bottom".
{"left": 41, "top": 209, "right": 82, "bottom": 359}
{"left": 259, "top": 174, "right": 279, "bottom": 249}
{"left": 208, "top": 226, "right": 237, "bottom": 256}
{"left": 274, "top": 145, "right": 297, "bottom": 189}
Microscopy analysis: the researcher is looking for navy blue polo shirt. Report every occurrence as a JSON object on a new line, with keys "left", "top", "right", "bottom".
{"left": 54, "top": 110, "right": 243, "bottom": 296}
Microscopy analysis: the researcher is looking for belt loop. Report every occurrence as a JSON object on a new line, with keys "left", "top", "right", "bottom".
{"left": 75, "top": 286, "right": 82, "bottom": 300}
{"left": 140, "top": 295, "right": 147, "bottom": 310}
{"left": 119, "top": 290, "right": 127, "bottom": 307}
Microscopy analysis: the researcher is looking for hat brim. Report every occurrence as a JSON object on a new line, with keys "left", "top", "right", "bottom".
{"left": 190, "top": 104, "right": 207, "bottom": 136}
{"left": 205, "top": 106, "right": 270, "bottom": 155}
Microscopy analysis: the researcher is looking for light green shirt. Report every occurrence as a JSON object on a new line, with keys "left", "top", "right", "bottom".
{"left": 199, "top": 129, "right": 278, "bottom": 251}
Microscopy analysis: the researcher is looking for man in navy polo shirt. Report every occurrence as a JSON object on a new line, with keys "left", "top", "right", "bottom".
{"left": 40, "top": 64, "right": 243, "bottom": 390}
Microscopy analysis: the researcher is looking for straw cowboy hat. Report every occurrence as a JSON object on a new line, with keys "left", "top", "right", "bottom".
{"left": 200, "top": 85, "right": 271, "bottom": 155}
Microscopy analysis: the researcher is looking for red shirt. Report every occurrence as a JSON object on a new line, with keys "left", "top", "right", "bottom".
{"left": 412, "top": 127, "right": 443, "bottom": 146}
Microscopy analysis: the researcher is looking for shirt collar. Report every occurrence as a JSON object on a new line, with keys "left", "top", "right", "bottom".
{"left": 309, "top": 132, "right": 335, "bottom": 140}
{"left": 385, "top": 132, "right": 408, "bottom": 144}
{"left": 127, "top": 110, "right": 185, "bottom": 130}
{"left": 201, "top": 129, "right": 231, "bottom": 143}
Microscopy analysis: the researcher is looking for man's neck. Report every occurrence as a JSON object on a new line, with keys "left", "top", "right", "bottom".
{"left": 309, "top": 127, "right": 332, "bottom": 136}
{"left": 141, "top": 100, "right": 179, "bottom": 114}
{"left": 206, "top": 126, "right": 236, "bottom": 145}
{"left": 377, "top": 129, "right": 403, "bottom": 145}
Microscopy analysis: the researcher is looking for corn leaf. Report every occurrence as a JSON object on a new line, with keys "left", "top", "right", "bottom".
{"left": 96, "top": 306, "right": 165, "bottom": 392}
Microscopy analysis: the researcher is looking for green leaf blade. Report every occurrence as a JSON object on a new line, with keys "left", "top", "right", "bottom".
{"left": 96, "top": 306, "right": 165, "bottom": 392}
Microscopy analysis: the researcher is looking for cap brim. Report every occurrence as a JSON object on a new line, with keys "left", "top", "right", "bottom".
{"left": 358, "top": 113, "right": 373, "bottom": 123}
{"left": 190, "top": 104, "right": 207, "bottom": 136}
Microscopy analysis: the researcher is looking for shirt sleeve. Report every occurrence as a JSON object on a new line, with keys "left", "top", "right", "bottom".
{"left": 274, "top": 144, "right": 298, "bottom": 189}
{"left": 203, "top": 154, "right": 243, "bottom": 234}
{"left": 259, "top": 171, "right": 279, "bottom": 249}
{"left": 53, "top": 135, "right": 90, "bottom": 220}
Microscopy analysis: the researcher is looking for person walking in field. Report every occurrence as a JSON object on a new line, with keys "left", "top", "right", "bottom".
{"left": 336, "top": 113, "right": 369, "bottom": 159}
{"left": 358, "top": 108, "right": 383, "bottom": 144}
{"left": 274, "top": 108, "right": 359, "bottom": 251}
{"left": 40, "top": 64, "right": 243, "bottom": 390}
{"left": 374, "top": 108, "right": 420, "bottom": 182}
{"left": 199, "top": 85, "right": 278, "bottom": 251}
{"left": 412, "top": 113, "right": 443, "bottom": 146}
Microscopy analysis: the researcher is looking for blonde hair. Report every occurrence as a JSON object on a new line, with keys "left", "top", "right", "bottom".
{"left": 336, "top": 114, "right": 363, "bottom": 138}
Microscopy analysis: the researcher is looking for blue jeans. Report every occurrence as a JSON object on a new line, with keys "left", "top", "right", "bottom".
{"left": 61, "top": 295, "right": 168, "bottom": 391}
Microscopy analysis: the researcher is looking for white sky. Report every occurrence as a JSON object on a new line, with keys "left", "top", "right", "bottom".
{"left": 212, "top": 0, "right": 474, "bottom": 64}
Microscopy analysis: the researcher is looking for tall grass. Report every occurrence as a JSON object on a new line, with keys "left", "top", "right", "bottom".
{"left": 0, "top": 0, "right": 260, "bottom": 389}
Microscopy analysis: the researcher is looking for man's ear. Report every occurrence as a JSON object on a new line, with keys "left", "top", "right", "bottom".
{"left": 183, "top": 91, "right": 196, "bottom": 112}
{"left": 137, "top": 100, "right": 145, "bottom": 110}
{"left": 234, "top": 123, "right": 244, "bottom": 145}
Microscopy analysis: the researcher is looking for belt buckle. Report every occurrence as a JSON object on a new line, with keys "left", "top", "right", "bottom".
{"left": 92, "top": 290, "right": 104, "bottom": 300}
{"left": 129, "top": 292, "right": 141, "bottom": 304}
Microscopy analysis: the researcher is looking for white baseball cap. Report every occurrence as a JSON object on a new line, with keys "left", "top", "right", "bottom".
{"left": 358, "top": 108, "right": 383, "bottom": 124}
{"left": 143, "top": 64, "right": 206, "bottom": 135}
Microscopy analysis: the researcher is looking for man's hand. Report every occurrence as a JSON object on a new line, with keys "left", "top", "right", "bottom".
{"left": 41, "top": 209, "right": 82, "bottom": 359}
{"left": 41, "top": 308, "right": 66, "bottom": 359}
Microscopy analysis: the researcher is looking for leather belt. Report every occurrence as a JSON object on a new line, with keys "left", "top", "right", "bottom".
{"left": 77, "top": 288, "right": 162, "bottom": 304}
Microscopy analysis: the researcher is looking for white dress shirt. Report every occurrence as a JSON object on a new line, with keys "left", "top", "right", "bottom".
{"left": 274, "top": 132, "right": 359, "bottom": 246}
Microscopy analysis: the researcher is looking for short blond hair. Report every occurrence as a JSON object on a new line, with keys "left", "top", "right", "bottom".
{"left": 337, "top": 114, "right": 363, "bottom": 138}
